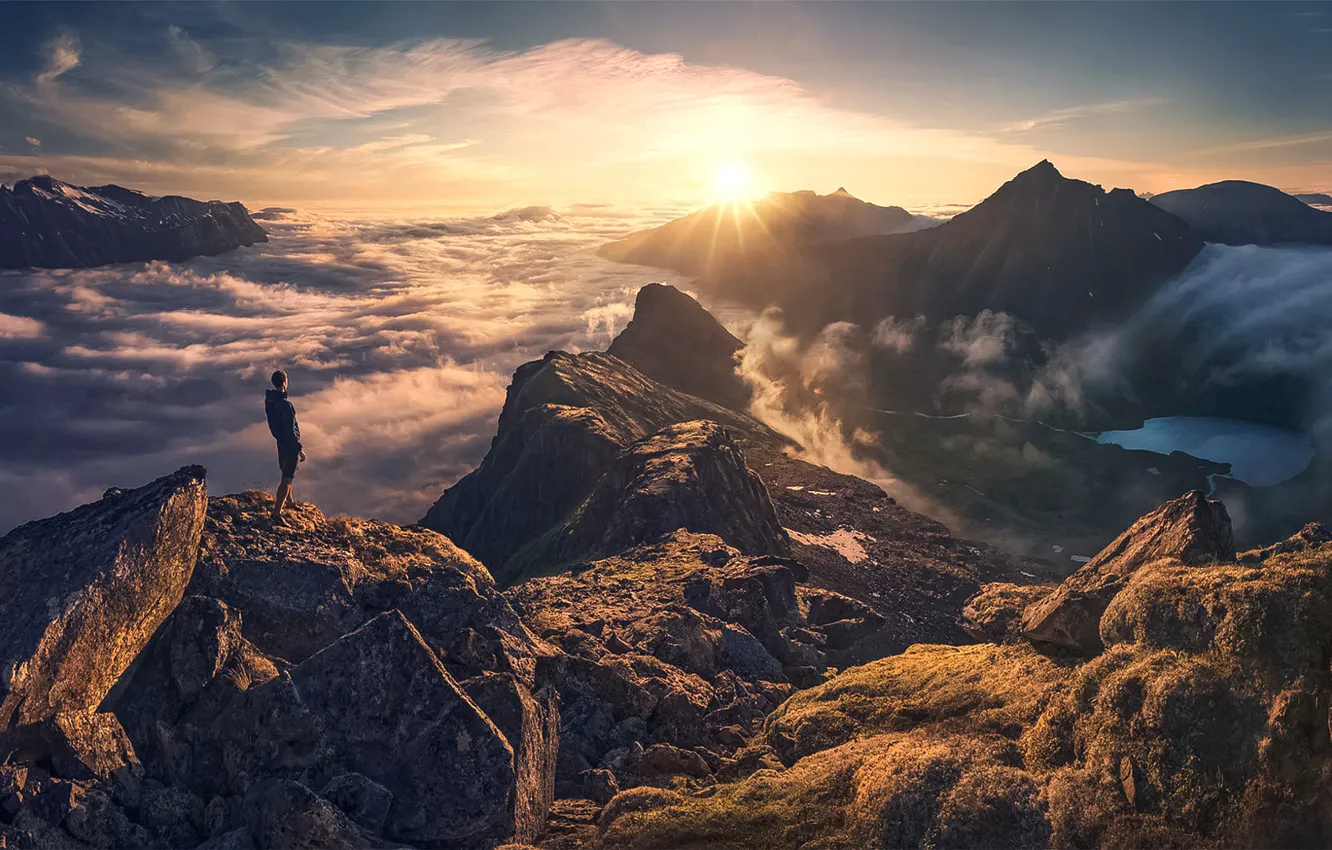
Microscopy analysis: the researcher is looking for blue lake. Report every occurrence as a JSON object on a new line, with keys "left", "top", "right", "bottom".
{"left": 1096, "top": 416, "right": 1315, "bottom": 487}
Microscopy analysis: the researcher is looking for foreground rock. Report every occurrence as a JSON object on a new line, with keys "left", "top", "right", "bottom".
{"left": 221, "top": 611, "right": 524, "bottom": 846}
{"left": 603, "top": 515, "right": 1332, "bottom": 848}
{"left": 0, "top": 176, "right": 267, "bottom": 269}
{"left": 1020, "top": 490, "right": 1234, "bottom": 653}
{"left": 605, "top": 284, "right": 752, "bottom": 411}
{"left": 190, "top": 492, "right": 545, "bottom": 681}
{"left": 0, "top": 466, "right": 207, "bottom": 729}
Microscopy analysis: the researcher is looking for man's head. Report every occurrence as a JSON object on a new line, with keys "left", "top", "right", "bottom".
{"left": 271, "top": 369, "right": 288, "bottom": 391}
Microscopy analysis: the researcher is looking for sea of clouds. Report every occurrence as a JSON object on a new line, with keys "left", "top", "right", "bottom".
{"left": 0, "top": 205, "right": 692, "bottom": 532}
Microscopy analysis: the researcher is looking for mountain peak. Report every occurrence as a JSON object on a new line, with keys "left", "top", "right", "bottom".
{"left": 607, "top": 283, "right": 752, "bottom": 411}
{"left": 831, "top": 186, "right": 857, "bottom": 199}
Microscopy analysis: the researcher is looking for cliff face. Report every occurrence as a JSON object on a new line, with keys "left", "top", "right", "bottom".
{"left": 606, "top": 283, "right": 752, "bottom": 411}
{"left": 0, "top": 176, "right": 267, "bottom": 269}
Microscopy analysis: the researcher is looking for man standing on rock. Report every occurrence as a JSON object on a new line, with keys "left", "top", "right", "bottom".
{"left": 265, "top": 369, "right": 305, "bottom": 523}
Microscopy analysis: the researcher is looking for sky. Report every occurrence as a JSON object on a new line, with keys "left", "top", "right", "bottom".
{"left": 1, "top": 1, "right": 1329, "bottom": 212}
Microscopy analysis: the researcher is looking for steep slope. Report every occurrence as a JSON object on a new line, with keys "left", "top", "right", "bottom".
{"left": 597, "top": 188, "right": 923, "bottom": 276}
{"left": 803, "top": 160, "right": 1203, "bottom": 339}
{"left": 0, "top": 176, "right": 267, "bottom": 269}
{"left": 606, "top": 283, "right": 751, "bottom": 411}
{"left": 1151, "top": 180, "right": 1332, "bottom": 245}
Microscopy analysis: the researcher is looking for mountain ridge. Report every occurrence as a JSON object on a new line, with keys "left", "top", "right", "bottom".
{"left": 0, "top": 175, "right": 268, "bottom": 269}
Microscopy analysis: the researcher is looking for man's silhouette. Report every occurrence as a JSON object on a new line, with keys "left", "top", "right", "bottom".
{"left": 265, "top": 369, "right": 305, "bottom": 523}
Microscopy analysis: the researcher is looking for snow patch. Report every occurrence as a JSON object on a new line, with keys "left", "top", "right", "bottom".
{"left": 786, "top": 527, "right": 875, "bottom": 563}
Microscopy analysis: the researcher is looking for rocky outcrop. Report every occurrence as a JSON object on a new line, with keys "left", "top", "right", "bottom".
{"left": 1151, "top": 180, "right": 1332, "bottom": 246}
{"left": 604, "top": 529, "right": 1332, "bottom": 847}
{"left": 0, "top": 177, "right": 267, "bottom": 269}
{"left": 190, "top": 492, "right": 544, "bottom": 683}
{"left": 606, "top": 283, "right": 752, "bottom": 410}
{"left": 515, "top": 421, "right": 789, "bottom": 571}
{"left": 1020, "top": 490, "right": 1234, "bottom": 653}
{"left": 508, "top": 530, "right": 894, "bottom": 796}
{"left": 1239, "top": 521, "right": 1332, "bottom": 564}
{"left": 0, "top": 466, "right": 207, "bottom": 729}
{"left": 420, "top": 350, "right": 782, "bottom": 584}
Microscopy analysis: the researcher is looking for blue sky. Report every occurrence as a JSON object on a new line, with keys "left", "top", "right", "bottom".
{"left": 1, "top": 1, "right": 1328, "bottom": 210}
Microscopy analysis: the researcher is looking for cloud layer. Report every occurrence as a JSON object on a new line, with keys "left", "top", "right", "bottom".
{"left": 0, "top": 206, "right": 687, "bottom": 532}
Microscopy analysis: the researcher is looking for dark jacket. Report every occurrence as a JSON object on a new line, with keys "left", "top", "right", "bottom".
{"left": 265, "top": 389, "right": 302, "bottom": 450}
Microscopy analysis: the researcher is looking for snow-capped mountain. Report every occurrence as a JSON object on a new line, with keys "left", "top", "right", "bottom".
{"left": 0, "top": 175, "right": 267, "bottom": 269}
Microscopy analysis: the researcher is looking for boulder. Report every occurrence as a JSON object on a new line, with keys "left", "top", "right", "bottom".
{"left": 108, "top": 595, "right": 279, "bottom": 795}
{"left": 245, "top": 780, "right": 381, "bottom": 850}
{"left": 220, "top": 611, "right": 521, "bottom": 846}
{"left": 0, "top": 466, "right": 208, "bottom": 728}
{"left": 606, "top": 283, "right": 753, "bottom": 411}
{"left": 320, "top": 774, "right": 393, "bottom": 836}
{"left": 1021, "top": 491, "right": 1234, "bottom": 653}
{"left": 2, "top": 711, "right": 142, "bottom": 804}
{"left": 960, "top": 582, "right": 1053, "bottom": 644}
{"left": 461, "top": 673, "right": 560, "bottom": 844}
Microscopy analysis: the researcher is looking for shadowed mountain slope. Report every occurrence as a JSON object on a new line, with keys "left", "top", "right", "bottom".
{"left": 606, "top": 283, "right": 752, "bottom": 411}
{"left": 1151, "top": 180, "right": 1332, "bottom": 245}
{"left": 0, "top": 176, "right": 267, "bottom": 269}
{"left": 597, "top": 188, "right": 925, "bottom": 277}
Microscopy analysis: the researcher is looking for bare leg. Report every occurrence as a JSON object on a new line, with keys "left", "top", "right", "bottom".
{"left": 283, "top": 483, "right": 295, "bottom": 510}
{"left": 273, "top": 477, "right": 293, "bottom": 520}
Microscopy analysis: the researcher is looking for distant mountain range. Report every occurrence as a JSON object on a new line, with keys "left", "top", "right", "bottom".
{"left": 601, "top": 162, "right": 1332, "bottom": 342}
{"left": 1295, "top": 192, "right": 1332, "bottom": 206}
{"left": 1151, "top": 181, "right": 1332, "bottom": 246}
{"left": 597, "top": 187, "right": 932, "bottom": 276}
{"left": 0, "top": 175, "right": 267, "bottom": 269}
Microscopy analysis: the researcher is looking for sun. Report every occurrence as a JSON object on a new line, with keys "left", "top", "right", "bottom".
{"left": 710, "top": 161, "right": 755, "bottom": 203}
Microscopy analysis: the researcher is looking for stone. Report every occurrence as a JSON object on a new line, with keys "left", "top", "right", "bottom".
{"left": 246, "top": 781, "right": 380, "bottom": 850}
{"left": 461, "top": 674, "right": 559, "bottom": 845}
{"left": 221, "top": 611, "right": 520, "bottom": 846}
{"left": 960, "top": 582, "right": 1053, "bottom": 644}
{"left": 320, "top": 774, "right": 393, "bottom": 835}
{"left": 0, "top": 466, "right": 208, "bottom": 728}
{"left": 640, "top": 743, "right": 711, "bottom": 779}
{"left": 1021, "top": 491, "right": 1234, "bottom": 653}
{"left": 578, "top": 769, "right": 619, "bottom": 804}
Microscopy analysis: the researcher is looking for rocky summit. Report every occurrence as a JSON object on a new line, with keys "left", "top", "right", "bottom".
{"left": 0, "top": 176, "right": 267, "bottom": 269}
{"left": 3, "top": 285, "right": 1332, "bottom": 849}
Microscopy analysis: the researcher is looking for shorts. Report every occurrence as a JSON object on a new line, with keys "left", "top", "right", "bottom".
{"left": 277, "top": 443, "right": 300, "bottom": 479}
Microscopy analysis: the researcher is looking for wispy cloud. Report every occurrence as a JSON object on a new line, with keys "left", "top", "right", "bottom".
{"left": 0, "top": 33, "right": 1191, "bottom": 208}
{"left": 998, "top": 98, "right": 1164, "bottom": 133}
{"left": 1193, "top": 130, "right": 1332, "bottom": 155}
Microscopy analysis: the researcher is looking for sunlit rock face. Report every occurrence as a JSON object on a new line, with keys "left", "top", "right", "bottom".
{"left": 0, "top": 176, "right": 267, "bottom": 269}
{"left": 0, "top": 465, "right": 207, "bottom": 729}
